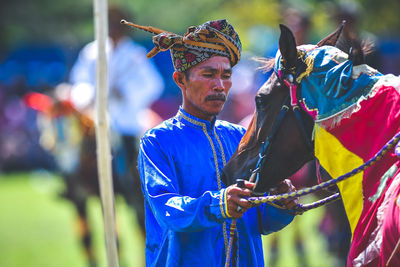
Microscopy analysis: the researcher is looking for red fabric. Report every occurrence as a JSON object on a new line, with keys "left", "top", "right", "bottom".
{"left": 24, "top": 92, "right": 76, "bottom": 118}
{"left": 24, "top": 92, "right": 54, "bottom": 113}
{"left": 325, "top": 85, "right": 400, "bottom": 266}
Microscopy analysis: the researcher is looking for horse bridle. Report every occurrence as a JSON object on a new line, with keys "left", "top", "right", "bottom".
{"left": 226, "top": 58, "right": 400, "bottom": 267}
{"left": 225, "top": 67, "right": 316, "bottom": 267}
{"left": 249, "top": 71, "right": 314, "bottom": 192}
{"left": 246, "top": 67, "right": 400, "bottom": 214}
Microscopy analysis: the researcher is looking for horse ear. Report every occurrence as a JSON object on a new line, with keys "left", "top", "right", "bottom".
{"left": 279, "top": 24, "right": 298, "bottom": 68}
{"left": 317, "top": 21, "right": 345, "bottom": 47}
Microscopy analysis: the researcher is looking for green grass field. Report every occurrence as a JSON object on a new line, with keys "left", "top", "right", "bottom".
{"left": 0, "top": 172, "right": 339, "bottom": 267}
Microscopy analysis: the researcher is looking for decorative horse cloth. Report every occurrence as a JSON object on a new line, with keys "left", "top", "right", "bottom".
{"left": 275, "top": 44, "right": 400, "bottom": 266}
{"left": 274, "top": 45, "right": 384, "bottom": 121}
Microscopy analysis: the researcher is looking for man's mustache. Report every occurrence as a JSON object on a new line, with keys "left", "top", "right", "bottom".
{"left": 205, "top": 93, "right": 226, "bottom": 102}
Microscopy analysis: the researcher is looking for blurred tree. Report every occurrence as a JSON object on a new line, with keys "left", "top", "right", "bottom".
{"left": 353, "top": 0, "right": 400, "bottom": 35}
{"left": 0, "top": 0, "right": 399, "bottom": 56}
{"left": 0, "top": 0, "right": 93, "bottom": 52}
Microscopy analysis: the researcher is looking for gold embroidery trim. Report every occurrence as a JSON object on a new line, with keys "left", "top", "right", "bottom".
{"left": 178, "top": 111, "right": 229, "bottom": 251}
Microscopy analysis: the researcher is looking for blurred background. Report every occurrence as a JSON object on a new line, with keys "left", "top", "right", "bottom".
{"left": 0, "top": 0, "right": 399, "bottom": 266}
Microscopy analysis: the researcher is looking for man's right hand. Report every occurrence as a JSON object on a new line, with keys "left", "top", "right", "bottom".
{"left": 225, "top": 181, "right": 254, "bottom": 218}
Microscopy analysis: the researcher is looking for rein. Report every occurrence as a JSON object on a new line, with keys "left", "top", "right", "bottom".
{"left": 225, "top": 82, "right": 304, "bottom": 267}
{"left": 247, "top": 70, "right": 400, "bottom": 215}
{"left": 225, "top": 57, "right": 399, "bottom": 266}
{"left": 249, "top": 94, "right": 291, "bottom": 187}
{"left": 250, "top": 72, "right": 314, "bottom": 193}
{"left": 249, "top": 74, "right": 314, "bottom": 187}
{"left": 249, "top": 130, "right": 400, "bottom": 214}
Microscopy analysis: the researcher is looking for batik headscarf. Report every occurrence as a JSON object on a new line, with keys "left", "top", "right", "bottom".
{"left": 121, "top": 19, "right": 241, "bottom": 72}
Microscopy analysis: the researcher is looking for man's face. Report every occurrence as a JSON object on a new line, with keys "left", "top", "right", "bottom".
{"left": 176, "top": 56, "right": 232, "bottom": 121}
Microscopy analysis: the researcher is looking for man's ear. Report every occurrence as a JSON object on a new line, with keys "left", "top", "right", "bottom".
{"left": 173, "top": 71, "right": 186, "bottom": 90}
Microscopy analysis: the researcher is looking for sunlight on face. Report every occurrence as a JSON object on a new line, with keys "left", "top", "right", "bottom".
{"left": 181, "top": 56, "right": 232, "bottom": 121}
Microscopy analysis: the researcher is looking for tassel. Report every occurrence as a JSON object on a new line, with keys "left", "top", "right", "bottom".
{"left": 296, "top": 55, "right": 314, "bottom": 84}
{"left": 120, "top": 19, "right": 169, "bottom": 35}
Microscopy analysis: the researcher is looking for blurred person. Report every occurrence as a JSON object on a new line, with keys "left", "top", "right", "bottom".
{"left": 281, "top": 7, "right": 311, "bottom": 46}
{"left": 122, "top": 18, "right": 299, "bottom": 266}
{"left": 39, "top": 6, "right": 165, "bottom": 267}
{"left": 69, "top": 6, "right": 164, "bottom": 237}
{"left": 0, "top": 84, "right": 56, "bottom": 172}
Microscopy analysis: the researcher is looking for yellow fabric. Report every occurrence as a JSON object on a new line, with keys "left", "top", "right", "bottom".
{"left": 296, "top": 55, "right": 314, "bottom": 84}
{"left": 224, "top": 189, "right": 232, "bottom": 218}
{"left": 314, "top": 124, "right": 364, "bottom": 237}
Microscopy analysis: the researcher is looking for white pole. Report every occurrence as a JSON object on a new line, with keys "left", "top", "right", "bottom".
{"left": 93, "top": 0, "right": 119, "bottom": 266}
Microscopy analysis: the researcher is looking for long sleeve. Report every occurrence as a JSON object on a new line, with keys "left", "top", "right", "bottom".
{"left": 69, "top": 42, "right": 97, "bottom": 111}
{"left": 112, "top": 41, "right": 164, "bottom": 114}
{"left": 138, "top": 135, "right": 228, "bottom": 232}
{"left": 138, "top": 112, "right": 297, "bottom": 266}
{"left": 109, "top": 38, "right": 164, "bottom": 135}
{"left": 68, "top": 38, "right": 165, "bottom": 135}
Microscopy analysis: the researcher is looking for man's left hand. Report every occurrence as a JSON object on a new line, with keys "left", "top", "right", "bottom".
{"left": 270, "top": 179, "right": 298, "bottom": 209}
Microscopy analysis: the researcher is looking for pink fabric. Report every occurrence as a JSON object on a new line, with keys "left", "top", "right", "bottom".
{"left": 324, "top": 85, "right": 400, "bottom": 266}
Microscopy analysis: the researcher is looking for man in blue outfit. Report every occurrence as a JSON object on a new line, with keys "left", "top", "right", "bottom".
{"left": 126, "top": 19, "right": 297, "bottom": 266}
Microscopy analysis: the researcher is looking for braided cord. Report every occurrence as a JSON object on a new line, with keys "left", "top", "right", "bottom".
{"left": 249, "top": 131, "right": 400, "bottom": 207}
{"left": 292, "top": 193, "right": 341, "bottom": 215}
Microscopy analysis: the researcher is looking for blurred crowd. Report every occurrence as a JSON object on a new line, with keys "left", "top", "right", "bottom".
{"left": 1, "top": 4, "right": 399, "bottom": 173}
{"left": 0, "top": 2, "right": 400, "bottom": 266}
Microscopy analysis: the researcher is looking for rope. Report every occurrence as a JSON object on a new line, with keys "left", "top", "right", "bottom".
{"left": 291, "top": 193, "right": 341, "bottom": 215}
{"left": 248, "top": 131, "right": 400, "bottom": 209}
{"left": 224, "top": 220, "right": 237, "bottom": 267}
{"left": 225, "top": 179, "right": 246, "bottom": 267}
{"left": 264, "top": 192, "right": 341, "bottom": 215}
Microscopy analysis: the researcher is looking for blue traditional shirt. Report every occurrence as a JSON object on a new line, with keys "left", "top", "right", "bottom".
{"left": 138, "top": 107, "right": 294, "bottom": 267}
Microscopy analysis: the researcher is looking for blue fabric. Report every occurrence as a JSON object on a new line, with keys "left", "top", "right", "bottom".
{"left": 138, "top": 107, "right": 294, "bottom": 267}
{"left": 274, "top": 45, "right": 383, "bottom": 121}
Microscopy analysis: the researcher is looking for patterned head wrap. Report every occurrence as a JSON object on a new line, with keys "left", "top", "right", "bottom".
{"left": 121, "top": 19, "right": 242, "bottom": 72}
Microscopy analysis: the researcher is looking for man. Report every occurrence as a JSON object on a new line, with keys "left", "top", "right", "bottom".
{"left": 126, "top": 19, "right": 296, "bottom": 266}
{"left": 69, "top": 7, "right": 164, "bottom": 236}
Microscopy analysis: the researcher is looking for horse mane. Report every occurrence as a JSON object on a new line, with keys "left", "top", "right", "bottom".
{"left": 336, "top": 36, "right": 375, "bottom": 55}
{"left": 254, "top": 56, "right": 275, "bottom": 74}
{"left": 335, "top": 32, "right": 375, "bottom": 64}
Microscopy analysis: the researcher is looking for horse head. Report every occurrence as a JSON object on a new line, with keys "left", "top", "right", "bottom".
{"left": 222, "top": 22, "right": 365, "bottom": 194}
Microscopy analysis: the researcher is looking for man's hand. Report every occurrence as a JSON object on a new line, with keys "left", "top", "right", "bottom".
{"left": 270, "top": 179, "right": 298, "bottom": 209}
{"left": 225, "top": 181, "right": 255, "bottom": 218}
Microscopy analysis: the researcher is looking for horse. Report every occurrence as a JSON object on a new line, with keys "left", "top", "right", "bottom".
{"left": 24, "top": 91, "right": 145, "bottom": 267}
{"left": 222, "top": 23, "right": 400, "bottom": 267}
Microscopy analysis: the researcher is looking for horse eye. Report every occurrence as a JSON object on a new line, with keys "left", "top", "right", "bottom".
{"left": 255, "top": 96, "right": 264, "bottom": 109}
